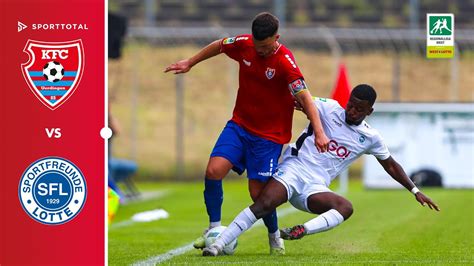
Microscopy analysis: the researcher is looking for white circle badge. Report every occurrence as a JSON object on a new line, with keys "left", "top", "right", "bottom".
{"left": 19, "top": 157, "right": 87, "bottom": 225}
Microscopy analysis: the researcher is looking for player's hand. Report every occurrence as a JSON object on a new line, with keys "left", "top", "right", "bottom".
{"left": 314, "top": 133, "right": 330, "bottom": 153}
{"left": 164, "top": 59, "right": 192, "bottom": 74}
{"left": 415, "top": 192, "right": 440, "bottom": 211}
{"left": 294, "top": 100, "right": 303, "bottom": 111}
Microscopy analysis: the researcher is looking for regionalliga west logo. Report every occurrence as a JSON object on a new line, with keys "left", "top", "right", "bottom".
{"left": 18, "top": 157, "right": 87, "bottom": 225}
{"left": 426, "top": 13, "right": 455, "bottom": 59}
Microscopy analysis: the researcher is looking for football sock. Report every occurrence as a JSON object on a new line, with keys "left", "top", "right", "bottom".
{"left": 268, "top": 230, "right": 281, "bottom": 247}
{"left": 215, "top": 207, "right": 257, "bottom": 247}
{"left": 204, "top": 178, "right": 223, "bottom": 223}
{"left": 303, "top": 209, "right": 344, "bottom": 235}
{"left": 268, "top": 230, "right": 280, "bottom": 240}
{"left": 262, "top": 209, "right": 279, "bottom": 234}
{"left": 209, "top": 221, "right": 221, "bottom": 228}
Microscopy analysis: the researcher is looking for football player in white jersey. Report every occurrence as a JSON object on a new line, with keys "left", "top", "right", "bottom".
{"left": 203, "top": 84, "right": 440, "bottom": 256}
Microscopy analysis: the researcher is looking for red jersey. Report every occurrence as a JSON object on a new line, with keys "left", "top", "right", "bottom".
{"left": 220, "top": 34, "right": 304, "bottom": 144}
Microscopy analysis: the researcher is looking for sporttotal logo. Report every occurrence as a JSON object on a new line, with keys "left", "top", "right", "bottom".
{"left": 18, "top": 21, "right": 27, "bottom": 32}
{"left": 18, "top": 157, "right": 87, "bottom": 225}
{"left": 21, "top": 39, "right": 85, "bottom": 110}
{"left": 427, "top": 14, "right": 454, "bottom": 58}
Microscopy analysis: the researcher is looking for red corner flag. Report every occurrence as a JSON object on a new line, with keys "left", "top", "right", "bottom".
{"left": 330, "top": 63, "right": 351, "bottom": 108}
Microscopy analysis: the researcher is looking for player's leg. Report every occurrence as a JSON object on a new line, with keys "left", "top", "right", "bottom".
{"left": 249, "top": 178, "right": 289, "bottom": 218}
{"left": 307, "top": 192, "right": 353, "bottom": 219}
{"left": 281, "top": 192, "right": 353, "bottom": 240}
{"left": 248, "top": 180, "right": 278, "bottom": 236}
{"left": 303, "top": 192, "right": 352, "bottom": 234}
{"left": 204, "top": 156, "right": 234, "bottom": 228}
{"left": 203, "top": 179, "right": 288, "bottom": 256}
{"left": 196, "top": 121, "right": 245, "bottom": 249}
{"left": 245, "top": 136, "right": 285, "bottom": 254}
{"left": 248, "top": 179, "right": 284, "bottom": 254}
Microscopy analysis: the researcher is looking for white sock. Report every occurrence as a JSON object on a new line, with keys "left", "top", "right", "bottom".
{"left": 268, "top": 230, "right": 281, "bottom": 240}
{"left": 209, "top": 221, "right": 221, "bottom": 229}
{"left": 303, "top": 209, "right": 344, "bottom": 235}
{"left": 214, "top": 207, "right": 257, "bottom": 247}
{"left": 268, "top": 230, "right": 282, "bottom": 248}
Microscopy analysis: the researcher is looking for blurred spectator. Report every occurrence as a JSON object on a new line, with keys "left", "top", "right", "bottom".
{"left": 108, "top": 12, "right": 127, "bottom": 59}
{"left": 108, "top": 110, "right": 140, "bottom": 200}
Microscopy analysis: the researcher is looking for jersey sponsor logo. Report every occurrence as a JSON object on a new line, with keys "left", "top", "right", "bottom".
{"left": 21, "top": 39, "right": 84, "bottom": 110}
{"left": 223, "top": 37, "right": 235, "bottom": 45}
{"left": 265, "top": 67, "right": 275, "bottom": 79}
{"left": 284, "top": 54, "right": 297, "bottom": 68}
{"left": 236, "top": 36, "right": 249, "bottom": 41}
{"left": 289, "top": 79, "right": 306, "bottom": 95}
{"left": 332, "top": 118, "right": 342, "bottom": 127}
{"left": 18, "top": 157, "right": 87, "bottom": 225}
{"left": 328, "top": 140, "right": 351, "bottom": 159}
{"left": 243, "top": 59, "right": 251, "bottom": 66}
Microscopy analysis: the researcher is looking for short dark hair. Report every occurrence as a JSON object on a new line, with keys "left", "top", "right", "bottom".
{"left": 252, "top": 12, "right": 279, "bottom": 41}
{"left": 351, "top": 84, "right": 377, "bottom": 106}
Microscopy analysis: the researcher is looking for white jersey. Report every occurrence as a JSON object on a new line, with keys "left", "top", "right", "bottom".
{"left": 282, "top": 97, "right": 390, "bottom": 186}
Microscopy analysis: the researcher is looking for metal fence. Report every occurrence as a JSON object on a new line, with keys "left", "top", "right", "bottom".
{"left": 109, "top": 26, "right": 474, "bottom": 179}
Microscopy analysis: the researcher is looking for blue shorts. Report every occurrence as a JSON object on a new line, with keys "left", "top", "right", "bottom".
{"left": 211, "top": 120, "right": 283, "bottom": 182}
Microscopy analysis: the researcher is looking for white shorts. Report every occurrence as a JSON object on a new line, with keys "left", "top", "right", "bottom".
{"left": 273, "top": 157, "right": 332, "bottom": 213}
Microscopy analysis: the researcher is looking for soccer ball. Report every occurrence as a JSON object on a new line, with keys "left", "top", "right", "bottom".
{"left": 43, "top": 61, "right": 64, "bottom": 82}
{"left": 204, "top": 226, "right": 238, "bottom": 255}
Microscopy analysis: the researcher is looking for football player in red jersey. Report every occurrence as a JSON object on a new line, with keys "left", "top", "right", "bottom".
{"left": 165, "top": 12, "right": 329, "bottom": 255}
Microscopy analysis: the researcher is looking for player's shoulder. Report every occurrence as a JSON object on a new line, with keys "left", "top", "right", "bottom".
{"left": 222, "top": 34, "right": 252, "bottom": 47}
{"left": 312, "top": 97, "right": 343, "bottom": 111}
{"left": 358, "top": 120, "right": 384, "bottom": 142}
{"left": 277, "top": 43, "right": 292, "bottom": 54}
{"left": 273, "top": 44, "right": 296, "bottom": 68}
{"left": 313, "top": 96, "right": 340, "bottom": 105}
{"left": 277, "top": 44, "right": 297, "bottom": 63}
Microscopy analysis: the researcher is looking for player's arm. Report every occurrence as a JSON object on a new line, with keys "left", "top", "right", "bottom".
{"left": 377, "top": 156, "right": 440, "bottom": 211}
{"left": 164, "top": 39, "right": 222, "bottom": 74}
{"left": 292, "top": 82, "right": 329, "bottom": 152}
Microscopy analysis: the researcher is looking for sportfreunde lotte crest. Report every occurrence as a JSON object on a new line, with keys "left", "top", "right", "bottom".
{"left": 21, "top": 39, "right": 84, "bottom": 110}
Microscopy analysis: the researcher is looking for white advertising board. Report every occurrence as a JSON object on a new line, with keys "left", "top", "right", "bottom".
{"left": 363, "top": 103, "right": 474, "bottom": 188}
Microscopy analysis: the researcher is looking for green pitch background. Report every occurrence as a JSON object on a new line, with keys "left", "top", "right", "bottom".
{"left": 109, "top": 180, "right": 473, "bottom": 265}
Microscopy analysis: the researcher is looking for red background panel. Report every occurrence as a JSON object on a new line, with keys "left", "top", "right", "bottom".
{"left": 0, "top": 0, "right": 105, "bottom": 265}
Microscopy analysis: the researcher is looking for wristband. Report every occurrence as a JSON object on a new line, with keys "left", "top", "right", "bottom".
{"left": 411, "top": 187, "right": 420, "bottom": 195}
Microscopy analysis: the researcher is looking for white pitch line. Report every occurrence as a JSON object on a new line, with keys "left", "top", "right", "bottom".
{"left": 111, "top": 219, "right": 136, "bottom": 229}
{"left": 131, "top": 206, "right": 298, "bottom": 265}
{"left": 132, "top": 243, "right": 195, "bottom": 266}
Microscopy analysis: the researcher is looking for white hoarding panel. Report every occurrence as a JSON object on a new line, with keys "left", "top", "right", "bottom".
{"left": 363, "top": 103, "right": 474, "bottom": 188}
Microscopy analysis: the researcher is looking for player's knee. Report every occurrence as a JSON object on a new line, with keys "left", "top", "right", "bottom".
{"left": 249, "top": 202, "right": 267, "bottom": 219}
{"left": 260, "top": 198, "right": 276, "bottom": 215}
{"left": 250, "top": 198, "right": 274, "bottom": 219}
{"left": 205, "top": 165, "right": 224, "bottom": 180}
{"left": 336, "top": 200, "right": 353, "bottom": 220}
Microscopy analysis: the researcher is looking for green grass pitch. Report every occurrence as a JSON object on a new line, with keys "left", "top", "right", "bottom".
{"left": 108, "top": 180, "right": 473, "bottom": 265}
